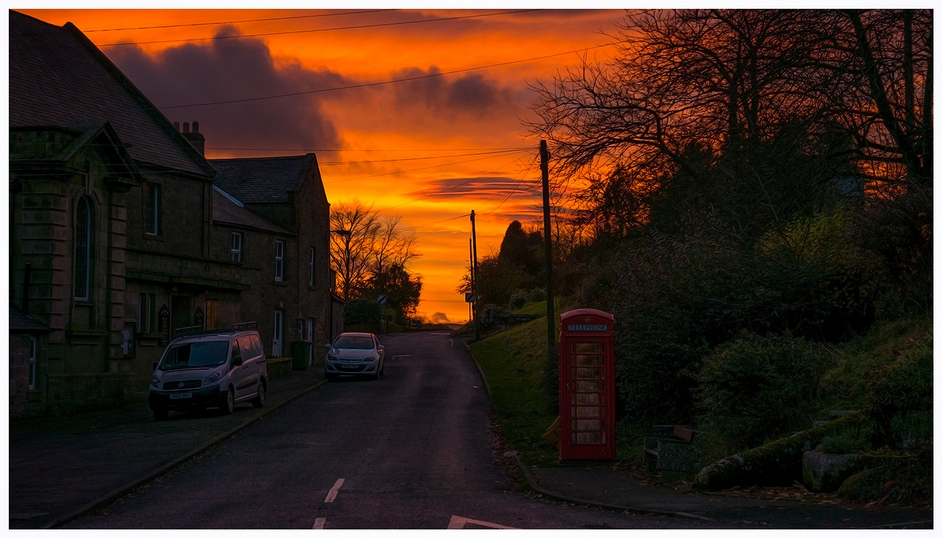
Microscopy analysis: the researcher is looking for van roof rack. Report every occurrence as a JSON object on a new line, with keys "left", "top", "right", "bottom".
{"left": 171, "top": 321, "right": 259, "bottom": 339}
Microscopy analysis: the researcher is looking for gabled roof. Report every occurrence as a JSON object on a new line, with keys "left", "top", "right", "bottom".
{"left": 8, "top": 11, "right": 214, "bottom": 179}
{"left": 11, "top": 122, "right": 142, "bottom": 186}
{"left": 212, "top": 188, "right": 293, "bottom": 235}
{"left": 210, "top": 155, "right": 317, "bottom": 204}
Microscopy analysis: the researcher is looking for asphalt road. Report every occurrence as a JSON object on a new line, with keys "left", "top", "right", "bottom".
{"left": 62, "top": 331, "right": 739, "bottom": 529}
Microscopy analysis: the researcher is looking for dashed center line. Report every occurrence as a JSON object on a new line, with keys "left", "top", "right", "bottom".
{"left": 324, "top": 478, "right": 345, "bottom": 503}
{"left": 312, "top": 517, "right": 326, "bottom": 529}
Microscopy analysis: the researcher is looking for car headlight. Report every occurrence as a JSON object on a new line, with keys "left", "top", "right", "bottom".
{"left": 204, "top": 370, "right": 223, "bottom": 384}
{"left": 150, "top": 376, "right": 160, "bottom": 388}
{"left": 327, "top": 354, "right": 338, "bottom": 361}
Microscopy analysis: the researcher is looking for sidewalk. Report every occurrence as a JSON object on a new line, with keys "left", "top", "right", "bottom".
{"left": 8, "top": 368, "right": 324, "bottom": 529}
{"left": 522, "top": 463, "right": 932, "bottom": 529}
{"left": 8, "top": 367, "right": 933, "bottom": 530}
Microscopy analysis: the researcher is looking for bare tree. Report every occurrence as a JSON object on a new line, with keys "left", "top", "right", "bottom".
{"left": 528, "top": 9, "right": 931, "bottom": 239}
{"left": 329, "top": 201, "right": 420, "bottom": 305}
{"left": 810, "top": 10, "right": 933, "bottom": 186}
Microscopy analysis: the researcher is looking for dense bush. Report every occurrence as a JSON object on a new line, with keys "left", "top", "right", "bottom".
{"left": 861, "top": 326, "right": 933, "bottom": 448}
{"left": 696, "top": 332, "right": 831, "bottom": 451}
{"left": 509, "top": 288, "right": 546, "bottom": 310}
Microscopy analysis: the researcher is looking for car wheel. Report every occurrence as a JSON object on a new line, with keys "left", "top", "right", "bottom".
{"left": 221, "top": 387, "right": 235, "bottom": 415}
{"left": 153, "top": 407, "right": 169, "bottom": 421}
{"left": 252, "top": 379, "right": 266, "bottom": 408}
{"left": 325, "top": 370, "right": 335, "bottom": 382}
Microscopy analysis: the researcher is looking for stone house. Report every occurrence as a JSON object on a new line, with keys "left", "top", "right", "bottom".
{"left": 210, "top": 155, "right": 337, "bottom": 364}
{"left": 8, "top": 11, "right": 339, "bottom": 416}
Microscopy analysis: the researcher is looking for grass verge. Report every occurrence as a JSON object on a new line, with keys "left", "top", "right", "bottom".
{"left": 469, "top": 317, "right": 560, "bottom": 467}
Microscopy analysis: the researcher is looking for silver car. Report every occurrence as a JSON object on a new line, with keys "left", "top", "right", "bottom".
{"left": 148, "top": 323, "right": 267, "bottom": 419}
{"left": 324, "top": 332, "right": 385, "bottom": 381}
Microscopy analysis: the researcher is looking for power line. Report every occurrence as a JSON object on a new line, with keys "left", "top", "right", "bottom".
{"left": 99, "top": 10, "right": 539, "bottom": 48}
{"left": 161, "top": 43, "right": 613, "bottom": 110}
{"left": 83, "top": 10, "right": 391, "bottom": 33}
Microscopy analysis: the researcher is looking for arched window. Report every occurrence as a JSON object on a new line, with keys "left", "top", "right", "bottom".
{"left": 74, "top": 196, "right": 92, "bottom": 300}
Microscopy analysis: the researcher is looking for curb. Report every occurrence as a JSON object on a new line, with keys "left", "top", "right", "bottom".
{"left": 43, "top": 377, "right": 328, "bottom": 529}
{"left": 462, "top": 335, "right": 715, "bottom": 522}
{"left": 511, "top": 452, "right": 716, "bottom": 522}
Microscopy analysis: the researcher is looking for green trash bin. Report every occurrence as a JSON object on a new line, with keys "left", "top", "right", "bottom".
{"left": 292, "top": 341, "right": 312, "bottom": 370}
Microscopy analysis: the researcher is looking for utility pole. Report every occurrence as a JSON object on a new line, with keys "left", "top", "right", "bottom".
{"left": 541, "top": 140, "right": 558, "bottom": 406}
{"left": 470, "top": 210, "right": 479, "bottom": 341}
{"left": 469, "top": 237, "right": 474, "bottom": 324}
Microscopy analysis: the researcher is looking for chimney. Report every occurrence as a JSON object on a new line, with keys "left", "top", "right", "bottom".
{"left": 179, "top": 120, "right": 205, "bottom": 155}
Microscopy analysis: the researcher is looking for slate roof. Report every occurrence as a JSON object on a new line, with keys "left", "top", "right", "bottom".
{"left": 9, "top": 304, "right": 52, "bottom": 334}
{"left": 212, "top": 188, "right": 293, "bottom": 235}
{"left": 210, "top": 155, "right": 313, "bottom": 204}
{"left": 8, "top": 11, "right": 214, "bottom": 178}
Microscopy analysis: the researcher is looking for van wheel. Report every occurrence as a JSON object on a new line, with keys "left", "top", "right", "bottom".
{"left": 153, "top": 407, "right": 169, "bottom": 421}
{"left": 252, "top": 379, "right": 266, "bottom": 408}
{"left": 221, "top": 387, "right": 235, "bottom": 415}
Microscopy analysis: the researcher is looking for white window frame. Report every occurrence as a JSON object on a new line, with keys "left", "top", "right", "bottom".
{"left": 274, "top": 240, "right": 285, "bottom": 282}
{"left": 231, "top": 232, "right": 243, "bottom": 262}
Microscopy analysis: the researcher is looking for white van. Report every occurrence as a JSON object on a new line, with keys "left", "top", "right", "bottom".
{"left": 148, "top": 323, "right": 268, "bottom": 420}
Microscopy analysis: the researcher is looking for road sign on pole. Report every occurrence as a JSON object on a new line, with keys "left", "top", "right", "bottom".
{"left": 377, "top": 294, "right": 388, "bottom": 304}
{"left": 465, "top": 292, "right": 477, "bottom": 303}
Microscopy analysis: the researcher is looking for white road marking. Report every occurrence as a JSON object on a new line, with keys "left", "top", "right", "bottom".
{"left": 313, "top": 517, "right": 327, "bottom": 529}
{"left": 324, "top": 478, "right": 345, "bottom": 503}
{"left": 447, "top": 515, "right": 517, "bottom": 529}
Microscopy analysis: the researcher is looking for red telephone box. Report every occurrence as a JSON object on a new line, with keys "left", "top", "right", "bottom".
{"left": 559, "top": 308, "right": 616, "bottom": 460}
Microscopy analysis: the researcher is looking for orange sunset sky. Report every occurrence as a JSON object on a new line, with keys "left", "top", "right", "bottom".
{"left": 15, "top": 7, "right": 628, "bottom": 323}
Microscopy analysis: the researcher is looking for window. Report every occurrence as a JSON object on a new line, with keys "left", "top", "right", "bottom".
{"left": 28, "top": 336, "right": 37, "bottom": 390}
{"left": 308, "top": 246, "right": 316, "bottom": 286}
{"left": 139, "top": 292, "right": 156, "bottom": 332}
{"left": 274, "top": 240, "right": 284, "bottom": 282}
{"left": 74, "top": 197, "right": 92, "bottom": 300}
{"left": 231, "top": 232, "right": 243, "bottom": 262}
{"left": 206, "top": 299, "right": 219, "bottom": 330}
{"left": 144, "top": 183, "right": 161, "bottom": 235}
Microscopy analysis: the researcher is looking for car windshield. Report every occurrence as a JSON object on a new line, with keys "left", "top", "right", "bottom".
{"left": 334, "top": 335, "right": 374, "bottom": 350}
{"left": 159, "top": 341, "right": 230, "bottom": 370}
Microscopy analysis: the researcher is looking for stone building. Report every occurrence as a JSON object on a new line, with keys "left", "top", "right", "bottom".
{"left": 210, "top": 155, "right": 338, "bottom": 365}
{"left": 8, "top": 11, "right": 339, "bottom": 417}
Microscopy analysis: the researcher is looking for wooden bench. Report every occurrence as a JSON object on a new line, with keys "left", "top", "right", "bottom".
{"left": 643, "top": 425, "right": 702, "bottom": 481}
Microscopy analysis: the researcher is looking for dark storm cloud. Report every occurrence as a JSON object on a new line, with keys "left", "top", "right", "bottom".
{"left": 412, "top": 176, "right": 540, "bottom": 201}
{"left": 390, "top": 66, "right": 518, "bottom": 116}
{"left": 107, "top": 26, "right": 349, "bottom": 152}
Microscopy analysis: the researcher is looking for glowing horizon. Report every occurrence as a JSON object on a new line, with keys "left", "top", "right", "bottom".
{"left": 18, "top": 8, "right": 628, "bottom": 323}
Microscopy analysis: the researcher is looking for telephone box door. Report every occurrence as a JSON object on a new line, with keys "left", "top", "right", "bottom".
{"left": 559, "top": 309, "right": 615, "bottom": 460}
